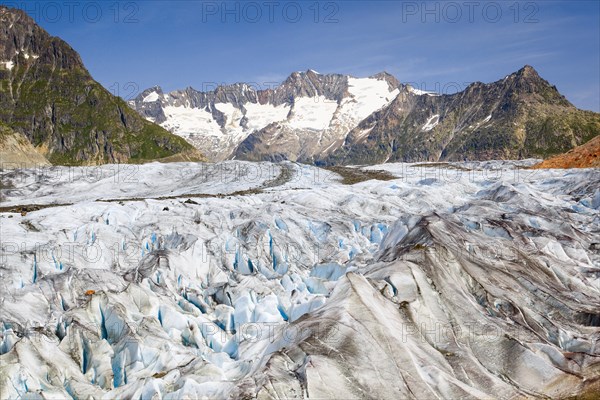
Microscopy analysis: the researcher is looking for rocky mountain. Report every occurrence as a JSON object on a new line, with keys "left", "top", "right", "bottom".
{"left": 0, "top": 6, "right": 202, "bottom": 165}
{"left": 133, "top": 66, "right": 600, "bottom": 164}
{"left": 130, "top": 70, "right": 401, "bottom": 161}
{"left": 321, "top": 65, "right": 600, "bottom": 165}
{"left": 533, "top": 134, "right": 600, "bottom": 169}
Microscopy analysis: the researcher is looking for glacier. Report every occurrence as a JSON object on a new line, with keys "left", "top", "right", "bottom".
{"left": 0, "top": 160, "right": 599, "bottom": 398}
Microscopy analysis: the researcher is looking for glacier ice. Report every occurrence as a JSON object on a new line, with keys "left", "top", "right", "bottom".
{"left": 0, "top": 161, "right": 599, "bottom": 398}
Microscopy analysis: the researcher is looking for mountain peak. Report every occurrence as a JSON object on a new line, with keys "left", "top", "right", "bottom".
{"left": 369, "top": 71, "right": 401, "bottom": 89}
{"left": 515, "top": 64, "right": 541, "bottom": 79}
{"left": 139, "top": 86, "right": 163, "bottom": 99}
{"left": 1, "top": 5, "right": 86, "bottom": 71}
{"left": 0, "top": 6, "right": 38, "bottom": 39}
{"left": 0, "top": 5, "right": 31, "bottom": 20}
{"left": 501, "top": 64, "right": 572, "bottom": 106}
{"left": 0, "top": 5, "right": 199, "bottom": 164}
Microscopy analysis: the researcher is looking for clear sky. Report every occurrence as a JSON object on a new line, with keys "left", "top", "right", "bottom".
{"left": 4, "top": 0, "right": 599, "bottom": 111}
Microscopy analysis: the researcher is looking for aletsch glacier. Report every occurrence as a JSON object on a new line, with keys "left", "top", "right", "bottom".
{"left": 1, "top": 161, "right": 599, "bottom": 398}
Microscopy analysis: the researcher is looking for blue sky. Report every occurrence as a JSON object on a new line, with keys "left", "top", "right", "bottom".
{"left": 4, "top": 0, "right": 599, "bottom": 111}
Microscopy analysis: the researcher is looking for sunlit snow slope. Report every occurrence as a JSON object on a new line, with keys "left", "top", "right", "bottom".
{"left": 1, "top": 161, "right": 599, "bottom": 399}
{"left": 130, "top": 71, "right": 399, "bottom": 162}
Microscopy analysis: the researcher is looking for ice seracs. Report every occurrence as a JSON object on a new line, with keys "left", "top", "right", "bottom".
{"left": 1, "top": 160, "right": 599, "bottom": 398}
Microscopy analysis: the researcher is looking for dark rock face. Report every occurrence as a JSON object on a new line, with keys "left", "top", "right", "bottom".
{"left": 319, "top": 65, "right": 600, "bottom": 165}
{"left": 134, "top": 86, "right": 167, "bottom": 124}
{"left": 0, "top": 6, "right": 198, "bottom": 165}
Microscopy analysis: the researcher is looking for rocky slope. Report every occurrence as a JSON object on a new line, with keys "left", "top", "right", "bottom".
{"left": 533, "top": 135, "right": 600, "bottom": 169}
{"left": 0, "top": 122, "right": 50, "bottom": 167}
{"left": 0, "top": 6, "right": 202, "bottom": 165}
{"left": 134, "top": 66, "right": 600, "bottom": 165}
{"left": 320, "top": 66, "right": 600, "bottom": 165}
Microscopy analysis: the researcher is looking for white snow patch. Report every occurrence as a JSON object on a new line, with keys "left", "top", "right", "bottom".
{"left": 243, "top": 102, "right": 290, "bottom": 131}
{"left": 143, "top": 91, "right": 160, "bottom": 103}
{"left": 214, "top": 102, "right": 244, "bottom": 129}
{"left": 288, "top": 96, "right": 337, "bottom": 130}
{"left": 346, "top": 77, "right": 399, "bottom": 121}
{"left": 409, "top": 86, "right": 438, "bottom": 96}
{"left": 422, "top": 114, "right": 440, "bottom": 131}
{"left": 162, "top": 105, "right": 222, "bottom": 137}
{"left": 325, "top": 78, "right": 399, "bottom": 146}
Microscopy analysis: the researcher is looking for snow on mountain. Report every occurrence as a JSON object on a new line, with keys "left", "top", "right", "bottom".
{"left": 130, "top": 66, "right": 600, "bottom": 165}
{"left": 142, "top": 91, "right": 160, "bottom": 103}
{"left": 408, "top": 85, "right": 438, "bottom": 96}
{"left": 1, "top": 160, "right": 599, "bottom": 398}
{"left": 243, "top": 102, "right": 290, "bottom": 131}
{"left": 232, "top": 75, "right": 401, "bottom": 162}
{"left": 287, "top": 95, "right": 338, "bottom": 130}
{"left": 130, "top": 72, "right": 401, "bottom": 161}
{"left": 347, "top": 77, "right": 401, "bottom": 119}
{"left": 421, "top": 114, "right": 440, "bottom": 131}
{"left": 161, "top": 105, "right": 221, "bottom": 136}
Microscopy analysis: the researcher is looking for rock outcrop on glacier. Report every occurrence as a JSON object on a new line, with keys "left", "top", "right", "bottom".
{"left": 1, "top": 160, "right": 599, "bottom": 398}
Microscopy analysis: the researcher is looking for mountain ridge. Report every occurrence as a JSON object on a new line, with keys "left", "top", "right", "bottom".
{"left": 132, "top": 65, "right": 599, "bottom": 164}
{"left": 130, "top": 69, "right": 402, "bottom": 161}
{"left": 0, "top": 5, "right": 204, "bottom": 166}
{"left": 319, "top": 64, "right": 599, "bottom": 164}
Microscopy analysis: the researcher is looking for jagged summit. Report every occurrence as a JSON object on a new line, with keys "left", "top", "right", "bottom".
{"left": 369, "top": 71, "right": 401, "bottom": 90}
{"left": 516, "top": 64, "right": 541, "bottom": 77}
{"left": 495, "top": 65, "right": 572, "bottom": 107}
{"left": 131, "top": 64, "right": 598, "bottom": 164}
{"left": 0, "top": 5, "right": 85, "bottom": 71}
{"left": 321, "top": 64, "right": 598, "bottom": 165}
{"left": 130, "top": 70, "right": 402, "bottom": 160}
{"left": 0, "top": 5, "right": 32, "bottom": 24}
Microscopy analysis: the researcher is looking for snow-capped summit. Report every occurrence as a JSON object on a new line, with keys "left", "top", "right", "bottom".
{"left": 130, "top": 65, "right": 600, "bottom": 164}
{"left": 130, "top": 71, "right": 401, "bottom": 161}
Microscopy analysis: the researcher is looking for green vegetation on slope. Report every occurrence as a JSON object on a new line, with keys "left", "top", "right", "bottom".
{"left": 0, "top": 6, "right": 202, "bottom": 165}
